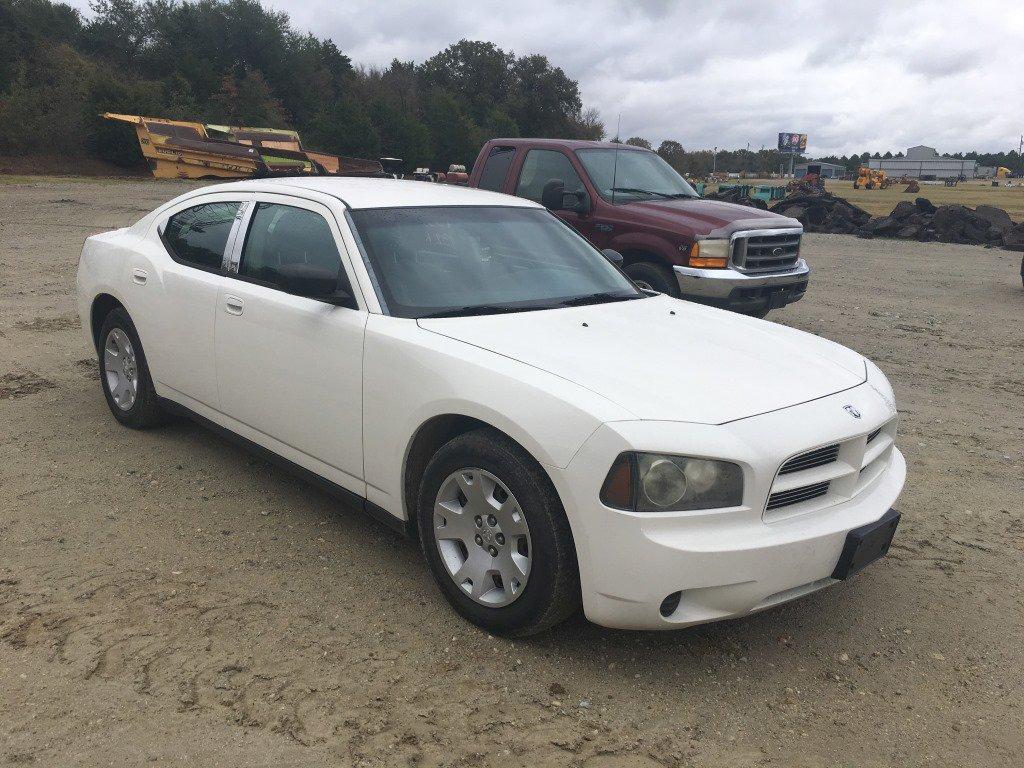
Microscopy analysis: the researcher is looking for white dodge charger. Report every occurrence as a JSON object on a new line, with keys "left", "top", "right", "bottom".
{"left": 76, "top": 177, "right": 905, "bottom": 635}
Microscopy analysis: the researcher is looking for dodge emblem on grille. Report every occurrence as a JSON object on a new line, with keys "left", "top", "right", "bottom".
{"left": 843, "top": 404, "right": 862, "bottom": 419}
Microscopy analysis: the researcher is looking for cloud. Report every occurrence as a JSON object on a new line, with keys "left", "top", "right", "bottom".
{"left": 67, "top": 0, "right": 1023, "bottom": 156}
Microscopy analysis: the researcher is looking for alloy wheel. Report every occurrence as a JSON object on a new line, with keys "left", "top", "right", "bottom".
{"left": 103, "top": 328, "right": 139, "bottom": 411}
{"left": 433, "top": 468, "right": 532, "bottom": 607}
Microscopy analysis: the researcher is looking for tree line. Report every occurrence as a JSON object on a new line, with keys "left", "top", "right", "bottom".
{"left": 0, "top": 0, "right": 603, "bottom": 171}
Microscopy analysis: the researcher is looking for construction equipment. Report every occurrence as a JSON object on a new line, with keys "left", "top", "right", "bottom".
{"left": 853, "top": 166, "right": 891, "bottom": 190}
{"left": 996, "top": 166, "right": 1011, "bottom": 179}
{"left": 104, "top": 113, "right": 384, "bottom": 180}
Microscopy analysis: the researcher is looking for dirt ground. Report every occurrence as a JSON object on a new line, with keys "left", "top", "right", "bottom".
{"left": 1, "top": 176, "right": 1022, "bottom": 768}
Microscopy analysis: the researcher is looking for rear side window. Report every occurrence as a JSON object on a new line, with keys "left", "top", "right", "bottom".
{"left": 238, "top": 203, "right": 346, "bottom": 290}
{"left": 477, "top": 146, "right": 515, "bottom": 192}
{"left": 162, "top": 202, "right": 240, "bottom": 270}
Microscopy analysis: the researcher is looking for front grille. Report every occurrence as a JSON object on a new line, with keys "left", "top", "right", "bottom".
{"left": 766, "top": 481, "right": 830, "bottom": 511}
{"left": 732, "top": 231, "right": 802, "bottom": 273}
{"left": 763, "top": 419, "right": 897, "bottom": 522}
{"left": 778, "top": 444, "right": 839, "bottom": 475}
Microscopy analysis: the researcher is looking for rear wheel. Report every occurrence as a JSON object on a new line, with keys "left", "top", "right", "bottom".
{"left": 624, "top": 261, "right": 679, "bottom": 297}
{"left": 98, "top": 307, "right": 167, "bottom": 429}
{"left": 416, "top": 429, "right": 580, "bottom": 636}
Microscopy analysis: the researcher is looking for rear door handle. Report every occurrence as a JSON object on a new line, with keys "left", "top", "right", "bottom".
{"left": 224, "top": 295, "right": 244, "bottom": 315}
{"left": 132, "top": 268, "right": 148, "bottom": 285}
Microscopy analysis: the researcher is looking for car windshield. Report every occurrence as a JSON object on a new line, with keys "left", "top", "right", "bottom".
{"left": 348, "top": 206, "right": 643, "bottom": 319}
{"left": 576, "top": 148, "right": 698, "bottom": 203}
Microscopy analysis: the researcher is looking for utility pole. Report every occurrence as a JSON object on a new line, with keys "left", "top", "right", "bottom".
{"left": 712, "top": 146, "right": 717, "bottom": 174}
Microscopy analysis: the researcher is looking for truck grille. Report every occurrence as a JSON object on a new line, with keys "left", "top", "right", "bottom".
{"left": 732, "top": 230, "right": 802, "bottom": 273}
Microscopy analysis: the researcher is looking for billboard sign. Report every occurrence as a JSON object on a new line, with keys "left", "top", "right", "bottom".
{"left": 778, "top": 133, "right": 808, "bottom": 154}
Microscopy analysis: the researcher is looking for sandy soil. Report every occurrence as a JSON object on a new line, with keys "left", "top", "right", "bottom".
{"left": 1, "top": 176, "right": 1022, "bottom": 768}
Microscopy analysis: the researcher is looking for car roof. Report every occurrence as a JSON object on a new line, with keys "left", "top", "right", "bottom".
{"left": 188, "top": 177, "right": 541, "bottom": 210}
{"left": 488, "top": 137, "right": 652, "bottom": 152}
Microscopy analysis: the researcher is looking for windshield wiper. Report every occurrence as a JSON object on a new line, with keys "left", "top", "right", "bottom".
{"left": 610, "top": 187, "right": 677, "bottom": 199}
{"left": 558, "top": 291, "right": 641, "bottom": 307}
{"left": 418, "top": 304, "right": 527, "bottom": 319}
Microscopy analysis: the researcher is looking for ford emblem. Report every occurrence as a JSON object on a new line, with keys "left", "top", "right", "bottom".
{"left": 843, "top": 404, "right": 862, "bottom": 419}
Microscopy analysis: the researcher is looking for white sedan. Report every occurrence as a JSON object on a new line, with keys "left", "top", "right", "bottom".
{"left": 76, "top": 178, "right": 905, "bottom": 635}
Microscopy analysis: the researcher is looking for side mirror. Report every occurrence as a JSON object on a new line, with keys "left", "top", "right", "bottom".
{"left": 601, "top": 248, "right": 624, "bottom": 266}
{"left": 277, "top": 263, "right": 353, "bottom": 306}
{"left": 541, "top": 179, "right": 590, "bottom": 215}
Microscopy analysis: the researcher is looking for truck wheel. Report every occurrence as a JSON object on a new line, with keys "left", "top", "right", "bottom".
{"left": 416, "top": 429, "right": 580, "bottom": 636}
{"left": 625, "top": 262, "right": 680, "bottom": 297}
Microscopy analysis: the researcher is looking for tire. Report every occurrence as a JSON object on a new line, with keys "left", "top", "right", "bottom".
{"left": 97, "top": 306, "right": 167, "bottom": 429}
{"left": 416, "top": 429, "right": 580, "bottom": 636}
{"left": 624, "top": 261, "right": 680, "bottom": 297}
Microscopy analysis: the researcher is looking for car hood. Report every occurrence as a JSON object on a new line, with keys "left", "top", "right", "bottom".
{"left": 625, "top": 198, "right": 799, "bottom": 237}
{"left": 418, "top": 295, "right": 866, "bottom": 425}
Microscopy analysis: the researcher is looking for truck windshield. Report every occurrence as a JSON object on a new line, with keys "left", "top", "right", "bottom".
{"left": 576, "top": 148, "right": 698, "bottom": 203}
{"left": 348, "top": 206, "right": 642, "bottom": 319}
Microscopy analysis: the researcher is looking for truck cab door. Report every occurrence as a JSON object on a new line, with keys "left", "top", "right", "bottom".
{"left": 511, "top": 148, "right": 608, "bottom": 248}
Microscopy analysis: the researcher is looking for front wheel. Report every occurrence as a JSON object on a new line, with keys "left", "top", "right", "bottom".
{"left": 624, "top": 261, "right": 680, "bottom": 297}
{"left": 416, "top": 429, "right": 580, "bottom": 636}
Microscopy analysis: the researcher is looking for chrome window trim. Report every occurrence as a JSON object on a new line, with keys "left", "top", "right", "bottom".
{"left": 223, "top": 200, "right": 253, "bottom": 273}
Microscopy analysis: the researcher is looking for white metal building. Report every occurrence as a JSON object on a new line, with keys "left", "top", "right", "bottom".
{"left": 867, "top": 146, "right": 977, "bottom": 180}
{"left": 794, "top": 161, "right": 846, "bottom": 179}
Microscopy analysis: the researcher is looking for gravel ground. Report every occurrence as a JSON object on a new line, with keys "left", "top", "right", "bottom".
{"left": 1, "top": 177, "right": 1022, "bottom": 768}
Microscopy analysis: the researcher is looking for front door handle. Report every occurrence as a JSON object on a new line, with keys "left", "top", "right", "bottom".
{"left": 224, "top": 295, "right": 244, "bottom": 315}
{"left": 132, "top": 268, "right": 148, "bottom": 285}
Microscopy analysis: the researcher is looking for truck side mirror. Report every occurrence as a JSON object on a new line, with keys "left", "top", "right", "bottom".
{"left": 601, "top": 249, "right": 624, "bottom": 266}
{"left": 541, "top": 179, "right": 590, "bottom": 215}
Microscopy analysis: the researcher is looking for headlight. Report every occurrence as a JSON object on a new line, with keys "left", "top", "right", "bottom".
{"left": 600, "top": 452, "right": 744, "bottom": 512}
{"left": 685, "top": 238, "right": 730, "bottom": 269}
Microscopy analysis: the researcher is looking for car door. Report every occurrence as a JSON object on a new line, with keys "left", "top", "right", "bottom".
{"left": 513, "top": 148, "right": 608, "bottom": 248}
{"left": 146, "top": 195, "right": 249, "bottom": 408}
{"left": 214, "top": 194, "right": 367, "bottom": 494}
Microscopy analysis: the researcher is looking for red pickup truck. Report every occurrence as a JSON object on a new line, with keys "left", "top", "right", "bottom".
{"left": 468, "top": 138, "right": 809, "bottom": 317}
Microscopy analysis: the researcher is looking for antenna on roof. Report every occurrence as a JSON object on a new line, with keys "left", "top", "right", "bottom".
{"left": 611, "top": 112, "right": 622, "bottom": 206}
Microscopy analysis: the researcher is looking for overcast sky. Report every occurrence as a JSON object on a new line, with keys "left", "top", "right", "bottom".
{"left": 72, "top": 0, "right": 1023, "bottom": 156}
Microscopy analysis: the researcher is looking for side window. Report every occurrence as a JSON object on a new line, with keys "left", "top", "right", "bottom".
{"left": 477, "top": 145, "right": 515, "bottom": 192}
{"left": 515, "top": 150, "right": 585, "bottom": 204}
{"left": 162, "top": 201, "right": 240, "bottom": 270}
{"left": 238, "top": 202, "right": 349, "bottom": 291}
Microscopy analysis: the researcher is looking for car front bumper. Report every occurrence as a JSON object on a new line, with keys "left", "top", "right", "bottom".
{"left": 551, "top": 384, "right": 905, "bottom": 630}
{"left": 674, "top": 259, "right": 809, "bottom": 312}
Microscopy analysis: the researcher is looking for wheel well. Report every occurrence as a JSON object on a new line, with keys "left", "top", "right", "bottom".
{"left": 618, "top": 248, "right": 660, "bottom": 267}
{"left": 402, "top": 415, "right": 560, "bottom": 543}
{"left": 90, "top": 294, "right": 124, "bottom": 351}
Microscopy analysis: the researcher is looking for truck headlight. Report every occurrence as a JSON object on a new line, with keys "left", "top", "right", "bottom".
{"left": 600, "top": 452, "right": 743, "bottom": 512}
{"left": 685, "top": 238, "right": 730, "bottom": 269}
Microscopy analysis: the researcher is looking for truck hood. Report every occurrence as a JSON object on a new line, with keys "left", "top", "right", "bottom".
{"left": 418, "top": 295, "right": 866, "bottom": 425}
{"left": 625, "top": 198, "right": 800, "bottom": 237}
